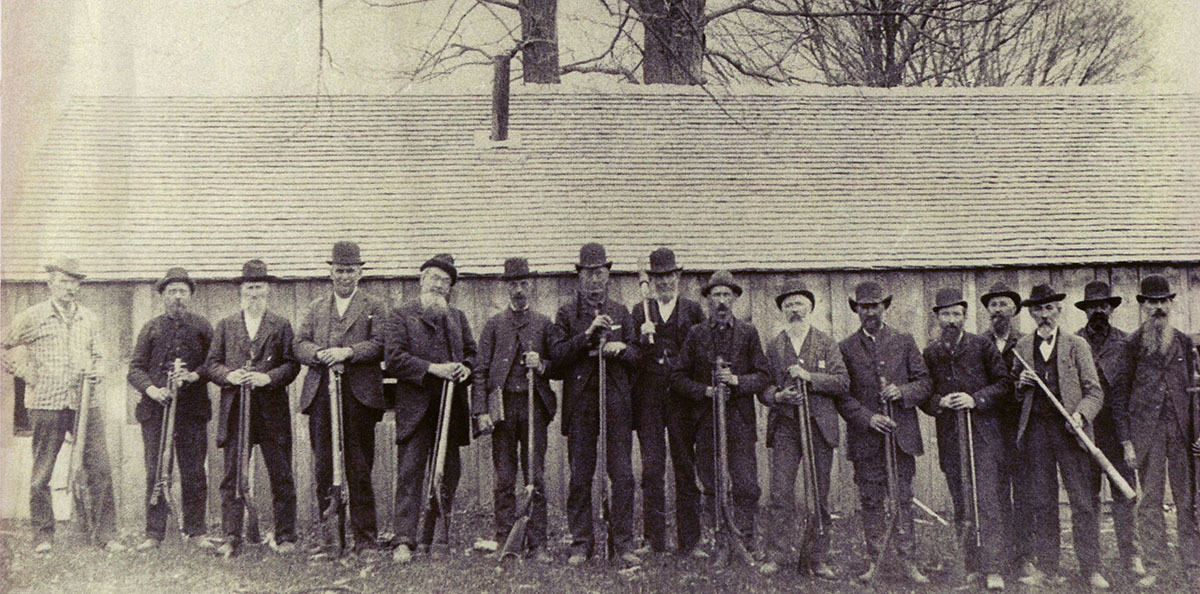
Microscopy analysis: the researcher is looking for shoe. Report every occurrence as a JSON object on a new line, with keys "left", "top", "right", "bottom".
{"left": 686, "top": 546, "right": 710, "bottom": 560}
{"left": 904, "top": 560, "right": 930, "bottom": 584}
{"left": 1134, "top": 574, "right": 1157, "bottom": 589}
{"left": 135, "top": 538, "right": 160, "bottom": 552}
{"left": 1088, "top": 572, "right": 1110, "bottom": 590}
{"left": 415, "top": 543, "right": 430, "bottom": 556}
{"left": 392, "top": 544, "right": 412, "bottom": 564}
{"left": 986, "top": 573, "right": 1005, "bottom": 590}
{"left": 102, "top": 540, "right": 128, "bottom": 553}
{"left": 1129, "top": 556, "right": 1147, "bottom": 577}
{"left": 758, "top": 561, "right": 780, "bottom": 575}
{"left": 634, "top": 544, "right": 652, "bottom": 556}
{"left": 567, "top": 552, "right": 588, "bottom": 566}
{"left": 33, "top": 541, "right": 52, "bottom": 554}
{"left": 534, "top": 549, "right": 554, "bottom": 564}
{"left": 1017, "top": 563, "right": 1046, "bottom": 586}
{"left": 620, "top": 551, "right": 641, "bottom": 566}
{"left": 273, "top": 541, "right": 297, "bottom": 554}
{"left": 185, "top": 534, "right": 216, "bottom": 549}
{"left": 216, "top": 541, "right": 237, "bottom": 559}
{"left": 858, "top": 562, "right": 878, "bottom": 583}
{"left": 812, "top": 562, "right": 837, "bottom": 580}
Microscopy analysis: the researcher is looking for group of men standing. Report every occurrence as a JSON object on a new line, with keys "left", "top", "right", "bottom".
{"left": 3, "top": 245, "right": 1198, "bottom": 592}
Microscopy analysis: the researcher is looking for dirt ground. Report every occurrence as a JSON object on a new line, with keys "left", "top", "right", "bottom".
{"left": 1, "top": 506, "right": 1194, "bottom": 593}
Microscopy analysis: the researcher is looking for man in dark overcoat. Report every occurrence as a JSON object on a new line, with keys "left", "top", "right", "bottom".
{"left": 383, "top": 253, "right": 475, "bottom": 563}
{"left": 549, "top": 242, "right": 641, "bottom": 565}
{"left": 836, "top": 281, "right": 931, "bottom": 584}
{"left": 669, "top": 270, "right": 769, "bottom": 558}
{"left": 294, "top": 241, "right": 390, "bottom": 552}
{"left": 205, "top": 259, "right": 301, "bottom": 558}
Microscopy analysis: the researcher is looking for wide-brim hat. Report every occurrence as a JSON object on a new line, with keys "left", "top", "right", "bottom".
{"left": 1074, "top": 280, "right": 1122, "bottom": 310}
{"left": 327, "top": 241, "right": 365, "bottom": 266}
{"left": 932, "top": 287, "right": 968, "bottom": 312}
{"left": 421, "top": 253, "right": 458, "bottom": 285}
{"left": 775, "top": 281, "right": 814, "bottom": 309}
{"left": 235, "top": 259, "right": 279, "bottom": 284}
{"left": 575, "top": 242, "right": 612, "bottom": 270}
{"left": 701, "top": 270, "right": 743, "bottom": 297}
{"left": 155, "top": 267, "right": 195, "bottom": 293}
{"left": 44, "top": 256, "right": 86, "bottom": 280}
{"left": 647, "top": 247, "right": 682, "bottom": 275}
{"left": 500, "top": 257, "right": 536, "bottom": 281}
{"left": 1136, "top": 274, "right": 1175, "bottom": 303}
{"left": 849, "top": 281, "right": 891, "bottom": 312}
{"left": 980, "top": 282, "right": 1022, "bottom": 314}
{"left": 1022, "top": 284, "right": 1066, "bottom": 308}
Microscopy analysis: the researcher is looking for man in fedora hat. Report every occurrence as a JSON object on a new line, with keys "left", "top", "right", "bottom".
{"left": 1120, "top": 274, "right": 1199, "bottom": 589}
{"left": 630, "top": 247, "right": 704, "bottom": 554}
{"left": 383, "top": 253, "right": 476, "bottom": 563}
{"left": 921, "top": 287, "right": 1010, "bottom": 590}
{"left": 472, "top": 257, "right": 557, "bottom": 562}
{"left": 1012, "top": 284, "right": 1107, "bottom": 589}
{"left": 549, "top": 242, "right": 641, "bottom": 566}
{"left": 204, "top": 259, "right": 301, "bottom": 558}
{"left": 669, "top": 270, "right": 769, "bottom": 559}
{"left": 757, "top": 281, "right": 848, "bottom": 578}
{"left": 2, "top": 257, "right": 125, "bottom": 553}
{"left": 1075, "top": 280, "right": 1146, "bottom": 579}
{"left": 294, "top": 242, "right": 390, "bottom": 553}
{"left": 127, "top": 267, "right": 214, "bottom": 551}
{"left": 836, "top": 281, "right": 930, "bottom": 584}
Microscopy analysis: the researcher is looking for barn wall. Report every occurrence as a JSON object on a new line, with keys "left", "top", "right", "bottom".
{"left": 2, "top": 263, "right": 1197, "bottom": 533}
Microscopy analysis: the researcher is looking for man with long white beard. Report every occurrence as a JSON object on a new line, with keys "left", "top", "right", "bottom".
{"left": 383, "top": 253, "right": 475, "bottom": 564}
{"left": 1120, "top": 274, "right": 1199, "bottom": 591}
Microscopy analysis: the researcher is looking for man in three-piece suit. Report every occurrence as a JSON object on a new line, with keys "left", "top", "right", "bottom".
{"left": 205, "top": 259, "right": 301, "bottom": 558}
{"left": 294, "top": 241, "right": 390, "bottom": 552}
{"left": 383, "top": 253, "right": 476, "bottom": 563}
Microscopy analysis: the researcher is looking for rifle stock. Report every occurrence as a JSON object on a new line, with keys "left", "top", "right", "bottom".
{"left": 325, "top": 363, "right": 349, "bottom": 553}
{"left": 597, "top": 329, "right": 614, "bottom": 560}
{"left": 794, "top": 377, "right": 825, "bottom": 569}
{"left": 67, "top": 378, "right": 95, "bottom": 535}
{"left": 237, "top": 361, "right": 261, "bottom": 544}
{"left": 421, "top": 378, "right": 455, "bottom": 552}
{"left": 500, "top": 367, "right": 539, "bottom": 560}
{"left": 150, "top": 359, "right": 183, "bottom": 508}
{"left": 713, "top": 358, "right": 754, "bottom": 566}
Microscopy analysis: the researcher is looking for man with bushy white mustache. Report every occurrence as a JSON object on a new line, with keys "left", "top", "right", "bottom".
{"left": 1119, "top": 275, "right": 1199, "bottom": 591}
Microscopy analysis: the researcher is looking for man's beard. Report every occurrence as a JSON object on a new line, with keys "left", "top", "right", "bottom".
{"left": 420, "top": 292, "right": 448, "bottom": 314}
{"left": 510, "top": 293, "right": 528, "bottom": 311}
{"left": 713, "top": 303, "right": 732, "bottom": 322}
{"left": 861, "top": 315, "right": 882, "bottom": 333}
{"left": 166, "top": 300, "right": 187, "bottom": 317}
{"left": 989, "top": 313, "right": 1010, "bottom": 335}
{"left": 1139, "top": 316, "right": 1172, "bottom": 356}
{"left": 242, "top": 297, "right": 266, "bottom": 316}
{"left": 1086, "top": 311, "right": 1110, "bottom": 335}
{"left": 940, "top": 324, "right": 961, "bottom": 343}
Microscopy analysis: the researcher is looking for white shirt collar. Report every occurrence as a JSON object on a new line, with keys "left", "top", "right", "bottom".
{"left": 334, "top": 289, "right": 357, "bottom": 317}
{"left": 658, "top": 295, "right": 678, "bottom": 322}
{"left": 243, "top": 309, "right": 265, "bottom": 341}
{"left": 787, "top": 325, "right": 811, "bottom": 356}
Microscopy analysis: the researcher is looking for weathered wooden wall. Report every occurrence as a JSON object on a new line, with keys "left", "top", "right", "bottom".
{"left": 2, "top": 263, "right": 1198, "bottom": 534}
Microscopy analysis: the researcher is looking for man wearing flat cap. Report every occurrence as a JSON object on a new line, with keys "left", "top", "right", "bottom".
{"left": 205, "top": 259, "right": 301, "bottom": 558}
{"left": 384, "top": 253, "right": 476, "bottom": 563}
{"left": 294, "top": 242, "right": 390, "bottom": 553}
{"left": 630, "top": 247, "right": 704, "bottom": 554}
{"left": 1119, "top": 275, "right": 1200, "bottom": 589}
{"left": 550, "top": 242, "right": 641, "bottom": 566}
{"left": 1011, "top": 284, "right": 1107, "bottom": 589}
{"left": 757, "top": 281, "right": 848, "bottom": 578}
{"left": 670, "top": 270, "right": 769, "bottom": 559}
{"left": 1075, "top": 280, "right": 1145, "bottom": 580}
{"left": 473, "top": 257, "right": 557, "bottom": 562}
{"left": 128, "top": 267, "right": 213, "bottom": 551}
{"left": 2, "top": 257, "right": 124, "bottom": 553}
{"left": 836, "top": 281, "right": 931, "bottom": 584}
{"left": 921, "top": 287, "right": 1011, "bottom": 590}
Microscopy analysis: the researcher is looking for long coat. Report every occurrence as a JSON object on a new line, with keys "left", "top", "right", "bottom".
{"left": 128, "top": 311, "right": 213, "bottom": 423}
{"left": 383, "top": 300, "right": 476, "bottom": 446}
{"left": 921, "top": 331, "right": 1011, "bottom": 472}
{"left": 1120, "top": 326, "right": 1197, "bottom": 458}
{"left": 550, "top": 295, "right": 640, "bottom": 436}
{"left": 204, "top": 310, "right": 300, "bottom": 448}
{"left": 759, "top": 327, "right": 850, "bottom": 448}
{"left": 838, "top": 324, "right": 932, "bottom": 460}
{"left": 472, "top": 307, "right": 558, "bottom": 420}
{"left": 294, "top": 290, "right": 390, "bottom": 413}
{"left": 1014, "top": 329, "right": 1103, "bottom": 444}
{"left": 1078, "top": 326, "right": 1131, "bottom": 443}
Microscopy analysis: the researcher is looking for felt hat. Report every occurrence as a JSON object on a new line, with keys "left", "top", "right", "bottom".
{"left": 701, "top": 270, "right": 743, "bottom": 297}
{"left": 849, "top": 281, "right": 892, "bottom": 312}
{"left": 421, "top": 253, "right": 458, "bottom": 285}
{"left": 155, "top": 267, "right": 195, "bottom": 293}
{"left": 1074, "top": 281, "right": 1122, "bottom": 310}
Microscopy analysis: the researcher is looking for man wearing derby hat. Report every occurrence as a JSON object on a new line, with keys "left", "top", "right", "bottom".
{"left": 1119, "top": 275, "right": 1199, "bottom": 589}
{"left": 549, "top": 242, "right": 641, "bottom": 566}
{"left": 630, "top": 247, "right": 704, "bottom": 554}
{"left": 669, "top": 270, "right": 769, "bottom": 559}
{"left": 757, "top": 281, "right": 848, "bottom": 577}
{"left": 204, "top": 259, "right": 301, "bottom": 558}
{"left": 473, "top": 257, "right": 557, "bottom": 562}
{"left": 2, "top": 257, "right": 125, "bottom": 553}
{"left": 1012, "top": 284, "right": 1107, "bottom": 589}
{"left": 128, "top": 267, "right": 214, "bottom": 551}
{"left": 1075, "top": 280, "right": 1146, "bottom": 580}
{"left": 383, "top": 253, "right": 476, "bottom": 563}
{"left": 921, "top": 287, "right": 1010, "bottom": 590}
{"left": 836, "top": 281, "right": 931, "bottom": 583}
{"left": 294, "top": 242, "right": 390, "bottom": 553}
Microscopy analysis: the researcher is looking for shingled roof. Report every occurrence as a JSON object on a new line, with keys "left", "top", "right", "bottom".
{"left": 3, "top": 87, "right": 1198, "bottom": 282}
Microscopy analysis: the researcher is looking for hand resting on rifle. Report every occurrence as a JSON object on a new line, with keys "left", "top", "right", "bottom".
{"left": 938, "top": 392, "right": 975, "bottom": 410}
{"left": 869, "top": 413, "right": 897, "bottom": 433}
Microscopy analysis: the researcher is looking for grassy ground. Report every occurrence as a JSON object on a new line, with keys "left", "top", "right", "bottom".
{"left": 1, "top": 506, "right": 1194, "bottom": 593}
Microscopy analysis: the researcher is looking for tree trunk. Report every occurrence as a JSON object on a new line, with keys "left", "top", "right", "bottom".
{"left": 641, "top": 0, "right": 705, "bottom": 85}
{"left": 520, "top": 0, "right": 560, "bottom": 83}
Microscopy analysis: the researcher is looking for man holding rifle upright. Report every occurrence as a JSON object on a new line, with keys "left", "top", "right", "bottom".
{"left": 295, "top": 242, "right": 390, "bottom": 554}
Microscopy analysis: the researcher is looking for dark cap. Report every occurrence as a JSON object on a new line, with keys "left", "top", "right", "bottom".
{"left": 575, "top": 242, "right": 612, "bottom": 271}
{"left": 327, "top": 241, "right": 365, "bottom": 266}
{"left": 932, "top": 287, "right": 968, "bottom": 312}
{"left": 500, "top": 257, "right": 535, "bottom": 281}
{"left": 155, "top": 267, "right": 195, "bottom": 293}
{"left": 849, "top": 281, "right": 892, "bottom": 312}
{"left": 421, "top": 253, "right": 458, "bottom": 285}
{"left": 1136, "top": 274, "right": 1175, "bottom": 303}
{"left": 775, "top": 280, "right": 815, "bottom": 309}
{"left": 234, "top": 259, "right": 279, "bottom": 284}
{"left": 980, "top": 282, "right": 1022, "bottom": 314}
{"left": 1074, "top": 280, "right": 1122, "bottom": 310}
{"left": 647, "top": 247, "right": 682, "bottom": 275}
{"left": 701, "top": 270, "right": 743, "bottom": 297}
{"left": 1022, "top": 284, "right": 1066, "bottom": 308}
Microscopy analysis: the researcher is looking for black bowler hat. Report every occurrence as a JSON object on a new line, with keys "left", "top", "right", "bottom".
{"left": 575, "top": 242, "right": 612, "bottom": 271}
{"left": 235, "top": 259, "right": 279, "bottom": 284}
{"left": 155, "top": 267, "right": 196, "bottom": 293}
{"left": 327, "top": 241, "right": 365, "bottom": 266}
{"left": 980, "top": 282, "right": 1022, "bottom": 314}
{"left": 1022, "top": 284, "right": 1065, "bottom": 308}
{"left": 1074, "top": 281, "right": 1122, "bottom": 310}
{"left": 775, "top": 280, "right": 814, "bottom": 309}
{"left": 1136, "top": 275, "right": 1175, "bottom": 303}
{"left": 500, "top": 257, "right": 535, "bottom": 281}
{"left": 849, "top": 281, "right": 891, "bottom": 312}
{"left": 932, "top": 287, "right": 968, "bottom": 312}
{"left": 421, "top": 253, "right": 458, "bottom": 285}
{"left": 701, "top": 270, "right": 743, "bottom": 297}
{"left": 647, "top": 247, "right": 682, "bottom": 275}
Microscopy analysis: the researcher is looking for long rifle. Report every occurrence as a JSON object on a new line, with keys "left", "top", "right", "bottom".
{"left": 712, "top": 357, "right": 754, "bottom": 566}
{"left": 500, "top": 367, "right": 538, "bottom": 559}
{"left": 324, "top": 363, "right": 349, "bottom": 554}
{"left": 150, "top": 359, "right": 183, "bottom": 510}
{"left": 67, "top": 375, "right": 96, "bottom": 536}
{"left": 421, "top": 378, "right": 455, "bottom": 553}
{"left": 949, "top": 408, "right": 981, "bottom": 583}
{"left": 867, "top": 376, "right": 901, "bottom": 584}
{"left": 794, "top": 377, "right": 825, "bottom": 572}
{"left": 597, "top": 326, "right": 615, "bottom": 560}
{"left": 638, "top": 269, "right": 654, "bottom": 345}
{"left": 1013, "top": 352, "right": 1136, "bottom": 499}
{"left": 237, "top": 361, "right": 261, "bottom": 544}
{"left": 1189, "top": 365, "right": 1199, "bottom": 527}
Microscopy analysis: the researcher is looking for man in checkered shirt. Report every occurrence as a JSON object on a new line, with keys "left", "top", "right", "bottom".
{"left": 1, "top": 257, "right": 125, "bottom": 553}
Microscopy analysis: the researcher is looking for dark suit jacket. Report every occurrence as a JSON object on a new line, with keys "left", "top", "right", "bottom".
{"left": 1078, "top": 325, "right": 1131, "bottom": 443}
{"left": 294, "top": 290, "right": 390, "bottom": 413}
{"left": 982, "top": 327, "right": 1024, "bottom": 425}
{"left": 1121, "top": 326, "right": 1197, "bottom": 458}
{"left": 1014, "top": 329, "right": 1103, "bottom": 444}
{"left": 760, "top": 327, "right": 849, "bottom": 448}
{"left": 204, "top": 310, "right": 300, "bottom": 447}
{"left": 921, "top": 331, "right": 1011, "bottom": 472}
{"left": 670, "top": 317, "right": 770, "bottom": 433}
{"left": 631, "top": 297, "right": 705, "bottom": 375}
{"left": 472, "top": 307, "right": 558, "bottom": 419}
{"left": 383, "top": 300, "right": 476, "bottom": 446}
{"left": 838, "top": 324, "right": 932, "bottom": 460}
{"left": 128, "top": 311, "right": 213, "bottom": 423}
{"left": 550, "top": 295, "right": 640, "bottom": 436}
